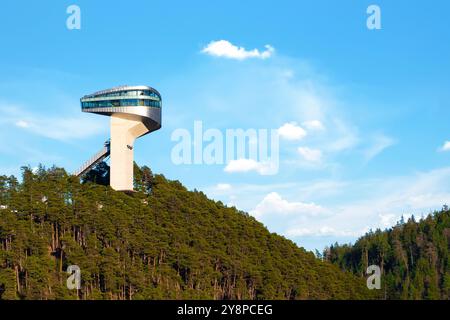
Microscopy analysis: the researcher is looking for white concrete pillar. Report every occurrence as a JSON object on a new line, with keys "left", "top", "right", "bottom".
{"left": 110, "top": 115, "right": 149, "bottom": 191}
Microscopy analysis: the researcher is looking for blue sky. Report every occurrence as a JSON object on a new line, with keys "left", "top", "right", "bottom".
{"left": 1, "top": 1, "right": 450, "bottom": 251}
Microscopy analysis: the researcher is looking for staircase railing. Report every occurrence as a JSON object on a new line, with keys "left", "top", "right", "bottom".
{"left": 74, "top": 141, "right": 110, "bottom": 177}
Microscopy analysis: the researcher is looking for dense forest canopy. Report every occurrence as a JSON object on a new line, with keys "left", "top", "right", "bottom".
{"left": 324, "top": 208, "right": 450, "bottom": 300}
{"left": 0, "top": 164, "right": 372, "bottom": 300}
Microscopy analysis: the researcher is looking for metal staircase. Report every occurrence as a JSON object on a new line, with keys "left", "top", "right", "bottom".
{"left": 74, "top": 140, "right": 111, "bottom": 177}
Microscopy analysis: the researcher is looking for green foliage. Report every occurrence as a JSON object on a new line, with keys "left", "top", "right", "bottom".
{"left": 324, "top": 209, "right": 450, "bottom": 300}
{"left": 82, "top": 162, "right": 110, "bottom": 186}
{"left": 0, "top": 165, "right": 371, "bottom": 300}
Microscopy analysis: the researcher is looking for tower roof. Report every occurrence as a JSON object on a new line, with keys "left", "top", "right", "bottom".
{"left": 81, "top": 85, "right": 161, "bottom": 100}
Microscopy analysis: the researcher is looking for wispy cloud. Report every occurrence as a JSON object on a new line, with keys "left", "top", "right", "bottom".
{"left": 223, "top": 166, "right": 450, "bottom": 249}
{"left": 364, "top": 134, "right": 396, "bottom": 161}
{"left": 379, "top": 213, "right": 398, "bottom": 228}
{"left": 1, "top": 104, "right": 106, "bottom": 141}
{"left": 439, "top": 141, "right": 450, "bottom": 152}
{"left": 166, "top": 48, "right": 442, "bottom": 250}
{"left": 201, "top": 40, "right": 274, "bottom": 60}
{"left": 215, "top": 183, "right": 232, "bottom": 191}
{"left": 167, "top": 53, "right": 364, "bottom": 175}
{"left": 302, "top": 120, "right": 325, "bottom": 131}
{"left": 326, "top": 119, "right": 359, "bottom": 152}
{"left": 297, "top": 147, "right": 322, "bottom": 163}
{"left": 286, "top": 226, "right": 368, "bottom": 238}
{"left": 15, "top": 120, "right": 29, "bottom": 128}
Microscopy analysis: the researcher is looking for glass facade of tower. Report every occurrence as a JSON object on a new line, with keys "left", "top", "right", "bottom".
{"left": 81, "top": 99, "right": 161, "bottom": 108}
{"left": 81, "top": 87, "right": 162, "bottom": 109}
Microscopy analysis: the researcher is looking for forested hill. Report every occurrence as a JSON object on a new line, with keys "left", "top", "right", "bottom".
{"left": 0, "top": 164, "right": 372, "bottom": 300}
{"left": 324, "top": 208, "right": 450, "bottom": 300}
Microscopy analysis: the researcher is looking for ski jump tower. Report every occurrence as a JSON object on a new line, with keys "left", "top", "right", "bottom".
{"left": 75, "top": 85, "right": 162, "bottom": 191}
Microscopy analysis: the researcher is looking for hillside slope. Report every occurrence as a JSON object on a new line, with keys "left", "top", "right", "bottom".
{"left": 0, "top": 165, "right": 372, "bottom": 300}
{"left": 324, "top": 208, "right": 450, "bottom": 299}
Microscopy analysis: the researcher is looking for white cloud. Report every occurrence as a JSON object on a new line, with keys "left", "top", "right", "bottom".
{"left": 285, "top": 226, "right": 368, "bottom": 238}
{"left": 224, "top": 159, "right": 276, "bottom": 175}
{"left": 250, "top": 192, "right": 328, "bottom": 218}
{"left": 379, "top": 213, "right": 397, "bottom": 228}
{"left": 215, "top": 183, "right": 232, "bottom": 191}
{"left": 439, "top": 141, "right": 450, "bottom": 152}
{"left": 168, "top": 51, "right": 367, "bottom": 175}
{"left": 364, "top": 134, "right": 395, "bottom": 161}
{"left": 326, "top": 119, "right": 359, "bottom": 152}
{"left": 219, "top": 166, "right": 450, "bottom": 250}
{"left": 407, "top": 193, "right": 450, "bottom": 209}
{"left": 162, "top": 47, "right": 450, "bottom": 250}
{"left": 1, "top": 104, "right": 106, "bottom": 141}
{"left": 278, "top": 122, "right": 307, "bottom": 140}
{"left": 302, "top": 120, "right": 325, "bottom": 131}
{"left": 25, "top": 118, "right": 105, "bottom": 141}
{"left": 297, "top": 147, "right": 322, "bottom": 162}
{"left": 15, "top": 120, "right": 29, "bottom": 128}
{"left": 201, "top": 40, "right": 274, "bottom": 60}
